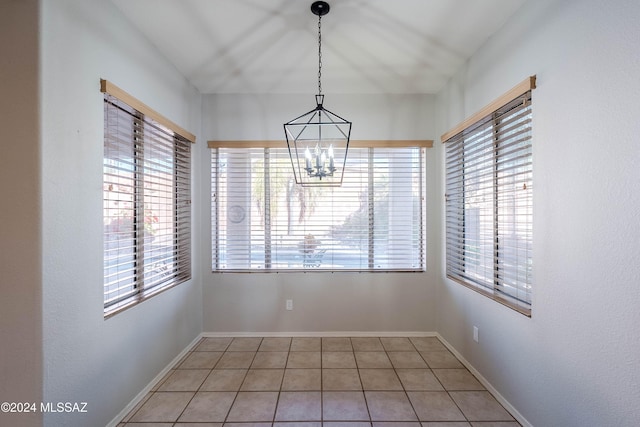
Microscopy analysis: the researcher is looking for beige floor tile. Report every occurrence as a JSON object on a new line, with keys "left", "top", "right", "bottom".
{"left": 175, "top": 423, "right": 222, "bottom": 427}
{"left": 351, "top": 337, "right": 384, "bottom": 351}
{"left": 449, "top": 391, "right": 514, "bottom": 422}
{"left": 282, "top": 369, "right": 322, "bottom": 391}
{"left": 226, "top": 391, "right": 279, "bottom": 422}
{"left": 222, "top": 424, "right": 270, "bottom": 427}
{"left": 273, "top": 423, "right": 321, "bottom": 427}
{"left": 373, "top": 423, "right": 421, "bottom": 427}
{"left": 432, "top": 369, "right": 485, "bottom": 391}
{"left": 240, "top": 369, "right": 284, "bottom": 391}
{"left": 129, "top": 392, "right": 194, "bottom": 422}
{"left": 396, "top": 369, "right": 444, "bottom": 391}
{"left": 251, "top": 351, "right": 289, "bottom": 368}
{"left": 192, "top": 337, "right": 207, "bottom": 347}
{"left": 125, "top": 423, "right": 174, "bottom": 427}
{"left": 178, "top": 391, "right": 236, "bottom": 422}
{"left": 322, "top": 368, "right": 362, "bottom": 390}
{"left": 288, "top": 351, "right": 321, "bottom": 368}
{"left": 122, "top": 392, "right": 153, "bottom": 421}
{"left": 119, "top": 337, "right": 519, "bottom": 427}
{"left": 407, "top": 391, "right": 466, "bottom": 422}
{"left": 355, "top": 352, "right": 393, "bottom": 368}
{"left": 380, "top": 337, "right": 415, "bottom": 351}
{"left": 326, "top": 423, "right": 372, "bottom": 427}
{"left": 228, "top": 337, "right": 263, "bottom": 352}
{"left": 152, "top": 371, "right": 175, "bottom": 392}
{"left": 216, "top": 351, "right": 256, "bottom": 369}
{"left": 323, "top": 337, "right": 353, "bottom": 351}
{"left": 365, "top": 391, "right": 418, "bottom": 421}
{"left": 157, "top": 369, "right": 210, "bottom": 391}
{"left": 419, "top": 351, "right": 464, "bottom": 369}
{"left": 172, "top": 351, "right": 192, "bottom": 369}
{"left": 470, "top": 422, "right": 521, "bottom": 427}
{"left": 421, "top": 423, "right": 471, "bottom": 427}
{"left": 323, "top": 391, "right": 370, "bottom": 421}
{"left": 291, "top": 337, "right": 321, "bottom": 352}
{"left": 179, "top": 351, "right": 223, "bottom": 369}
{"left": 359, "top": 369, "right": 403, "bottom": 390}
{"left": 195, "top": 337, "right": 233, "bottom": 352}
{"left": 323, "top": 351, "right": 357, "bottom": 368}
{"left": 200, "top": 369, "right": 247, "bottom": 391}
{"left": 409, "top": 337, "right": 447, "bottom": 352}
{"left": 259, "top": 337, "right": 292, "bottom": 351}
{"left": 275, "top": 391, "right": 322, "bottom": 421}
{"left": 387, "top": 352, "right": 428, "bottom": 369}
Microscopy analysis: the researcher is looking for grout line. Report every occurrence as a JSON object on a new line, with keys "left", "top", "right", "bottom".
{"left": 106, "top": 332, "right": 204, "bottom": 427}
{"left": 352, "top": 338, "right": 372, "bottom": 422}
{"left": 115, "top": 334, "right": 523, "bottom": 425}
{"left": 320, "top": 339, "right": 323, "bottom": 424}
{"left": 224, "top": 337, "right": 262, "bottom": 423}
{"left": 435, "top": 332, "right": 530, "bottom": 427}
{"left": 271, "top": 337, "right": 291, "bottom": 423}
{"left": 392, "top": 341, "right": 423, "bottom": 422}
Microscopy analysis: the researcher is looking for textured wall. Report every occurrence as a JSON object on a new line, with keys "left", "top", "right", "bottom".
{"left": 200, "top": 93, "right": 439, "bottom": 333}
{"left": 435, "top": 0, "right": 640, "bottom": 425}
{"left": 40, "top": 1, "right": 203, "bottom": 426}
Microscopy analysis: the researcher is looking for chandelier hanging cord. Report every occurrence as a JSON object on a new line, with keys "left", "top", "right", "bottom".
{"left": 311, "top": 0, "right": 329, "bottom": 103}
{"left": 317, "top": 13, "right": 322, "bottom": 96}
{"left": 284, "top": 1, "right": 351, "bottom": 187}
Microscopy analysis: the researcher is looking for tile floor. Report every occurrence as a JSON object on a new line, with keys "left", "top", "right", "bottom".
{"left": 117, "top": 336, "right": 520, "bottom": 426}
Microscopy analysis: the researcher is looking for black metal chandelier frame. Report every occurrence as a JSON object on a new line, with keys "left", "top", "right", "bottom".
{"left": 283, "top": 1, "right": 352, "bottom": 187}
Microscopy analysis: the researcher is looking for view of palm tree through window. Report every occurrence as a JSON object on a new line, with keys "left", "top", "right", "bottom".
{"left": 211, "top": 147, "right": 426, "bottom": 271}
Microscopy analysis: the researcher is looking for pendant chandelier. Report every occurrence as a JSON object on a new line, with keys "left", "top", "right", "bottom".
{"left": 284, "top": 1, "right": 352, "bottom": 187}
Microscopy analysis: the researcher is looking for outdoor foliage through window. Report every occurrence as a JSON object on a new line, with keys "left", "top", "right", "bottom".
{"left": 103, "top": 93, "right": 191, "bottom": 315}
{"left": 211, "top": 147, "right": 426, "bottom": 271}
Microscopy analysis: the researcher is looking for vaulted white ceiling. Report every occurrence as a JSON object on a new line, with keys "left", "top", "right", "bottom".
{"left": 111, "top": 0, "right": 526, "bottom": 94}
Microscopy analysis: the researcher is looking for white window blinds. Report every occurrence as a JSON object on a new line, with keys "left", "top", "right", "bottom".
{"left": 211, "top": 146, "right": 426, "bottom": 271}
{"left": 444, "top": 85, "right": 533, "bottom": 315}
{"left": 103, "top": 89, "right": 192, "bottom": 316}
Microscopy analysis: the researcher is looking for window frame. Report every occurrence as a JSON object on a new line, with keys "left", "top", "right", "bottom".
{"left": 442, "top": 76, "right": 535, "bottom": 316}
{"left": 209, "top": 140, "right": 432, "bottom": 273}
{"left": 102, "top": 79, "right": 194, "bottom": 318}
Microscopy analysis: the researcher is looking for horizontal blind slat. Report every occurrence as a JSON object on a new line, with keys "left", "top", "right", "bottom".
{"left": 212, "top": 146, "right": 425, "bottom": 271}
{"left": 444, "top": 89, "right": 532, "bottom": 315}
{"left": 104, "top": 92, "right": 191, "bottom": 315}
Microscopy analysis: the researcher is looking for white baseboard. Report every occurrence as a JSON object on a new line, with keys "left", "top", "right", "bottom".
{"left": 104, "top": 333, "right": 203, "bottom": 427}
{"left": 435, "top": 333, "right": 532, "bottom": 427}
{"left": 107, "top": 331, "right": 529, "bottom": 427}
{"left": 201, "top": 331, "right": 438, "bottom": 338}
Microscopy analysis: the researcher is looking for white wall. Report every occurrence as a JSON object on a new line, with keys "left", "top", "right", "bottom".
{"left": 12, "top": 1, "right": 640, "bottom": 425}
{"left": 40, "top": 1, "right": 203, "bottom": 426}
{"left": 0, "top": 1, "right": 42, "bottom": 426}
{"left": 435, "top": 0, "right": 640, "bottom": 425}
{"left": 201, "top": 93, "right": 440, "bottom": 333}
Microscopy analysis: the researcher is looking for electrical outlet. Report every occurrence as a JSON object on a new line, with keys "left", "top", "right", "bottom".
{"left": 473, "top": 326, "right": 479, "bottom": 343}
{"left": 286, "top": 299, "right": 293, "bottom": 311}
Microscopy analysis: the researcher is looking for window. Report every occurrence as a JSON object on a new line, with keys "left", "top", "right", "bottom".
{"left": 210, "top": 142, "right": 428, "bottom": 271}
{"left": 102, "top": 80, "right": 193, "bottom": 317}
{"left": 443, "top": 77, "right": 534, "bottom": 315}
